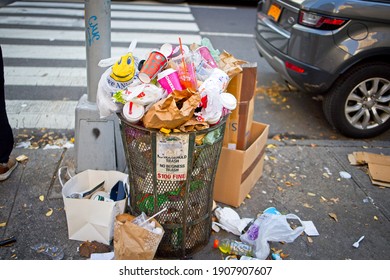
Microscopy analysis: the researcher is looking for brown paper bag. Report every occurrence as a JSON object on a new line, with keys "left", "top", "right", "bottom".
{"left": 143, "top": 91, "right": 201, "bottom": 129}
{"left": 114, "top": 213, "right": 164, "bottom": 260}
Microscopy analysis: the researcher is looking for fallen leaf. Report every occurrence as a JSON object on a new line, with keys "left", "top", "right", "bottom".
{"left": 321, "top": 196, "right": 328, "bottom": 202}
{"left": 374, "top": 216, "right": 379, "bottom": 221}
{"left": 246, "top": 194, "right": 251, "bottom": 199}
{"left": 307, "top": 236, "right": 313, "bottom": 243}
{"left": 323, "top": 173, "right": 330, "bottom": 178}
{"left": 307, "top": 192, "right": 316, "bottom": 197}
{"left": 330, "top": 197, "right": 339, "bottom": 204}
{"left": 329, "top": 213, "right": 338, "bottom": 222}
{"left": 46, "top": 208, "right": 53, "bottom": 217}
{"left": 0, "top": 222, "right": 6, "bottom": 227}
{"left": 310, "top": 143, "right": 318, "bottom": 148}
{"left": 267, "top": 144, "right": 277, "bottom": 149}
{"left": 303, "top": 203, "right": 313, "bottom": 208}
{"left": 272, "top": 135, "right": 281, "bottom": 141}
{"left": 277, "top": 186, "right": 284, "bottom": 192}
{"left": 39, "top": 195, "right": 45, "bottom": 202}
{"left": 280, "top": 253, "right": 289, "bottom": 259}
{"left": 289, "top": 173, "right": 296, "bottom": 178}
{"left": 16, "top": 154, "right": 29, "bottom": 162}
{"left": 285, "top": 181, "right": 294, "bottom": 187}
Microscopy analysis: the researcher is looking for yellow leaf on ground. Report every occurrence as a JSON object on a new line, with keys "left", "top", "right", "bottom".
{"left": 307, "top": 236, "right": 313, "bottom": 243}
{"left": 374, "top": 216, "right": 379, "bottom": 221}
{"left": 266, "top": 144, "right": 277, "bottom": 149}
{"left": 280, "top": 253, "right": 289, "bottom": 259}
{"left": 321, "top": 196, "right": 328, "bottom": 202}
{"left": 303, "top": 203, "right": 313, "bottom": 208}
{"left": 39, "top": 195, "right": 45, "bottom": 202}
{"left": 330, "top": 197, "right": 339, "bottom": 204}
{"left": 329, "top": 213, "right": 338, "bottom": 222}
{"left": 246, "top": 194, "right": 251, "bottom": 199}
{"left": 307, "top": 192, "right": 316, "bottom": 197}
{"left": 46, "top": 208, "right": 53, "bottom": 217}
{"left": 0, "top": 222, "right": 6, "bottom": 227}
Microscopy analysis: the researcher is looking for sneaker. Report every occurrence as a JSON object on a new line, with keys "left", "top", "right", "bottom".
{"left": 0, "top": 156, "right": 18, "bottom": 181}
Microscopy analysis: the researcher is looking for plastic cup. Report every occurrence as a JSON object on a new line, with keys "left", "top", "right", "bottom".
{"left": 122, "top": 101, "right": 145, "bottom": 123}
{"left": 196, "top": 46, "right": 218, "bottom": 68}
{"left": 139, "top": 51, "right": 168, "bottom": 84}
{"left": 169, "top": 54, "right": 198, "bottom": 91}
{"left": 157, "top": 68, "right": 183, "bottom": 94}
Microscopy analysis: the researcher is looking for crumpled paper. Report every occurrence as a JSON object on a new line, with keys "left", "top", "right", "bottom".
{"left": 143, "top": 90, "right": 201, "bottom": 129}
{"left": 218, "top": 51, "right": 247, "bottom": 78}
{"left": 213, "top": 206, "right": 253, "bottom": 236}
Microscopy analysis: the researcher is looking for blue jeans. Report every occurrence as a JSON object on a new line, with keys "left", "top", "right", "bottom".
{"left": 0, "top": 45, "right": 14, "bottom": 163}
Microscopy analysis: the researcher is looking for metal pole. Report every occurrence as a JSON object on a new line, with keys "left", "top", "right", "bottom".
{"left": 85, "top": 0, "right": 111, "bottom": 103}
{"left": 75, "top": 0, "right": 125, "bottom": 173}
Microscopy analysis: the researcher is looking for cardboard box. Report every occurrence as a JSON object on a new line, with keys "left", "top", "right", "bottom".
{"left": 348, "top": 152, "right": 390, "bottom": 187}
{"left": 224, "top": 63, "right": 257, "bottom": 150}
{"left": 214, "top": 121, "right": 269, "bottom": 207}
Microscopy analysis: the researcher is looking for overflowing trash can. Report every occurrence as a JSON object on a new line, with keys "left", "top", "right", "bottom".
{"left": 118, "top": 113, "right": 227, "bottom": 258}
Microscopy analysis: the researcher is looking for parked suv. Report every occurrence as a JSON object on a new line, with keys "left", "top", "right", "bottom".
{"left": 255, "top": 0, "right": 390, "bottom": 138}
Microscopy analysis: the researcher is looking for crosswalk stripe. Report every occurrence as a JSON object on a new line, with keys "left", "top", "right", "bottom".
{"left": 0, "top": 7, "right": 195, "bottom": 21}
{"left": 6, "top": 100, "right": 77, "bottom": 130}
{"left": 2, "top": 44, "right": 199, "bottom": 62}
{"left": 5, "top": 66, "right": 86, "bottom": 87}
{"left": 0, "top": 16, "right": 199, "bottom": 32}
{"left": 8, "top": 1, "right": 191, "bottom": 13}
{"left": 0, "top": 28, "right": 201, "bottom": 45}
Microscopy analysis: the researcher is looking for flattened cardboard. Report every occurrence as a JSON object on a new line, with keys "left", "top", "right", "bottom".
{"left": 213, "top": 122, "right": 269, "bottom": 207}
{"left": 348, "top": 152, "right": 390, "bottom": 187}
{"left": 224, "top": 63, "right": 257, "bottom": 150}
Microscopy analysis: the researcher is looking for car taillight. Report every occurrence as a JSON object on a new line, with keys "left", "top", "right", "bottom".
{"left": 298, "top": 10, "right": 347, "bottom": 30}
{"left": 285, "top": 61, "right": 305, "bottom": 73}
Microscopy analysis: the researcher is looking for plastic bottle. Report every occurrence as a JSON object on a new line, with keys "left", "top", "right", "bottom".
{"left": 213, "top": 239, "right": 255, "bottom": 257}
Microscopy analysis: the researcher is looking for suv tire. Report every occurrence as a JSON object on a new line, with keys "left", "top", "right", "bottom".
{"left": 323, "top": 62, "right": 390, "bottom": 138}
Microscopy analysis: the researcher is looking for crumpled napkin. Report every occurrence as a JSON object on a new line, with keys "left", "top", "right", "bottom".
{"left": 212, "top": 206, "right": 253, "bottom": 236}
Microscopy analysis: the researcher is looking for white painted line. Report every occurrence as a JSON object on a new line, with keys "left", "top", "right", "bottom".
{"left": 5, "top": 66, "right": 86, "bottom": 87}
{"left": 1, "top": 43, "right": 202, "bottom": 61}
{"left": 200, "top": 31, "right": 255, "bottom": 38}
{"left": 0, "top": 28, "right": 201, "bottom": 45}
{"left": 9, "top": 1, "right": 191, "bottom": 13}
{"left": 6, "top": 100, "right": 78, "bottom": 129}
{"left": 0, "top": 7, "right": 194, "bottom": 21}
{"left": 0, "top": 16, "right": 199, "bottom": 31}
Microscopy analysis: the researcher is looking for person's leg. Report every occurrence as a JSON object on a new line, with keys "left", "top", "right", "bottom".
{"left": 0, "top": 45, "right": 17, "bottom": 181}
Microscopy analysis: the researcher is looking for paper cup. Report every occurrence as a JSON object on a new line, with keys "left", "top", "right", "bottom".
{"left": 157, "top": 68, "right": 183, "bottom": 94}
{"left": 139, "top": 51, "right": 167, "bottom": 84}
{"left": 220, "top": 92, "right": 237, "bottom": 110}
{"left": 160, "top": 43, "right": 173, "bottom": 58}
{"left": 122, "top": 101, "right": 145, "bottom": 123}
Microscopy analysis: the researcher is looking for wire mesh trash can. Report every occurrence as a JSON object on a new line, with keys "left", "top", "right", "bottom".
{"left": 118, "top": 113, "right": 227, "bottom": 258}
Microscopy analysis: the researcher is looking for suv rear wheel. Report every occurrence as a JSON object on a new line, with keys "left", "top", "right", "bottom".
{"left": 323, "top": 62, "right": 390, "bottom": 138}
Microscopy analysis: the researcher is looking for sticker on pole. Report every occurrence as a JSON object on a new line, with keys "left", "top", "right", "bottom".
{"left": 156, "top": 134, "right": 189, "bottom": 181}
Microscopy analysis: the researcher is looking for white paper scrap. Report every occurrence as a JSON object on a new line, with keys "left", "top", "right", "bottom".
{"left": 302, "top": 220, "right": 319, "bottom": 236}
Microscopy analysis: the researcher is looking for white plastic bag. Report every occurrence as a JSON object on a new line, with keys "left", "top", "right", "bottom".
{"left": 240, "top": 213, "right": 305, "bottom": 259}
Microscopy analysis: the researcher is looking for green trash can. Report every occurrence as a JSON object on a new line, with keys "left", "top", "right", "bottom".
{"left": 118, "top": 113, "right": 227, "bottom": 258}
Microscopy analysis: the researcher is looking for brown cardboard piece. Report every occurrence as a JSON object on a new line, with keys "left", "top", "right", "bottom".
{"left": 224, "top": 63, "right": 257, "bottom": 150}
{"left": 213, "top": 121, "right": 269, "bottom": 207}
{"left": 348, "top": 152, "right": 390, "bottom": 187}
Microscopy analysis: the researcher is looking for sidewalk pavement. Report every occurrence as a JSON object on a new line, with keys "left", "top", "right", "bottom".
{"left": 1, "top": 136, "right": 389, "bottom": 260}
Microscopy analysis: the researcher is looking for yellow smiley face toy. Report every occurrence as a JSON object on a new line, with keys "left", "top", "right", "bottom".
{"left": 110, "top": 52, "right": 136, "bottom": 82}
